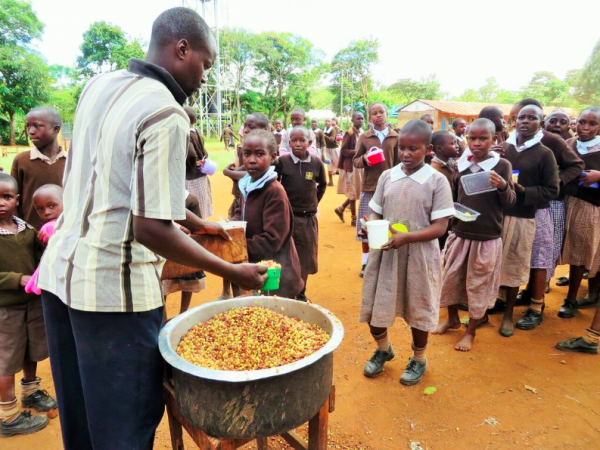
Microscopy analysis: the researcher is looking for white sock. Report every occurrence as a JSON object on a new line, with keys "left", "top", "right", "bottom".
{"left": 361, "top": 252, "right": 369, "bottom": 266}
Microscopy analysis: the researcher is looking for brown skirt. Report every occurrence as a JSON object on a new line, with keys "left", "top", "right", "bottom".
{"left": 337, "top": 170, "right": 357, "bottom": 200}
{"left": 561, "top": 196, "right": 600, "bottom": 278}
{"left": 500, "top": 215, "right": 536, "bottom": 287}
{"left": 440, "top": 234, "right": 503, "bottom": 319}
{"left": 293, "top": 215, "right": 319, "bottom": 278}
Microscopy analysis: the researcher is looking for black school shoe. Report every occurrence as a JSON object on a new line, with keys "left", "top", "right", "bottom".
{"left": 21, "top": 390, "right": 57, "bottom": 413}
{"left": 487, "top": 299, "right": 506, "bottom": 315}
{"left": 515, "top": 290, "right": 532, "bottom": 306}
{"left": 0, "top": 411, "right": 48, "bottom": 437}
{"left": 558, "top": 300, "right": 576, "bottom": 319}
{"left": 400, "top": 358, "right": 427, "bottom": 386}
{"left": 556, "top": 337, "right": 599, "bottom": 355}
{"left": 363, "top": 345, "right": 395, "bottom": 378}
{"left": 555, "top": 276, "right": 569, "bottom": 286}
{"left": 515, "top": 305, "right": 545, "bottom": 330}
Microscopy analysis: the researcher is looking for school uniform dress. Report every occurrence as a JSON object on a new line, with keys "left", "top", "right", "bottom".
{"left": 353, "top": 127, "right": 400, "bottom": 242}
{"left": 313, "top": 128, "right": 325, "bottom": 158}
{"left": 561, "top": 138, "right": 600, "bottom": 278}
{"left": 276, "top": 154, "right": 327, "bottom": 279}
{"left": 440, "top": 155, "right": 516, "bottom": 319}
{"left": 500, "top": 134, "right": 560, "bottom": 287}
{"left": 323, "top": 126, "right": 340, "bottom": 170}
{"left": 235, "top": 168, "right": 304, "bottom": 298}
{"left": 337, "top": 127, "right": 362, "bottom": 200}
{"left": 359, "top": 164, "right": 454, "bottom": 331}
{"left": 185, "top": 128, "right": 213, "bottom": 219}
{"left": 37, "top": 58, "right": 188, "bottom": 450}
{"left": 10, "top": 147, "right": 67, "bottom": 230}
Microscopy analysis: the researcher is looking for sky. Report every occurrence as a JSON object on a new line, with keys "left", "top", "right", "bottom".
{"left": 28, "top": 0, "right": 600, "bottom": 97}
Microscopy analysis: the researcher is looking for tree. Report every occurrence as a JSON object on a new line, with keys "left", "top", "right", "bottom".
{"left": 253, "top": 32, "right": 323, "bottom": 121}
{"left": 387, "top": 74, "right": 444, "bottom": 104}
{"left": 0, "top": 0, "right": 44, "bottom": 47}
{"left": 77, "top": 21, "right": 145, "bottom": 77}
{"left": 311, "top": 88, "right": 335, "bottom": 110}
{"left": 330, "top": 39, "right": 379, "bottom": 115}
{"left": 0, "top": 47, "right": 51, "bottom": 144}
{"left": 521, "top": 71, "right": 570, "bottom": 106}
{"left": 573, "top": 38, "right": 600, "bottom": 105}
{"left": 220, "top": 29, "right": 258, "bottom": 125}
{"left": 454, "top": 77, "right": 518, "bottom": 104}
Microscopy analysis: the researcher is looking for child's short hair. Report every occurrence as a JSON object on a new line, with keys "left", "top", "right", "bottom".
{"left": 420, "top": 113, "right": 434, "bottom": 121}
{"left": 290, "top": 108, "right": 306, "bottom": 118}
{"left": 0, "top": 173, "right": 18, "bottom": 192}
{"left": 469, "top": 118, "right": 495, "bottom": 135}
{"left": 478, "top": 106, "right": 503, "bottom": 120}
{"left": 452, "top": 118, "right": 466, "bottom": 128}
{"left": 27, "top": 106, "right": 62, "bottom": 127}
{"left": 431, "top": 130, "right": 452, "bottom": 148}
{"left": 368, "top": 102, "right": 387, "bottom": 114}
{"left": 33, "top": 184, "right": 63, "bottom": 201}
{"left": 517, "top": 98, "right": 543, "bottom": 109}
{"left": 401, "top": 120, "right": 433, "bottom": 145}
{"left": 289, "top": 126, "right": 310, "bottom": 139}
{"left": 581, "top": 106, "right": 600, "bottom": 117}
{"left": 249, "top": 112, "right": 270, "bottom": 130}
{"left": 245, "top": 129, "right": 278, "bottom": 156}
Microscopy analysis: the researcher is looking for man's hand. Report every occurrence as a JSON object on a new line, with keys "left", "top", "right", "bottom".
{"left": 490, "top": 170, "right": 508, "bottom": 191}
{"left": 20, "top": 275, "right": 31, "bottom": 287}
{"left": 230, "top": 263, "right": 268, "bottom": 290}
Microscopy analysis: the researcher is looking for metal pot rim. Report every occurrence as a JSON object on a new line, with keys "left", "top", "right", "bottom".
{"left": 159, "top": 296, "right": 344, "bottom": 383}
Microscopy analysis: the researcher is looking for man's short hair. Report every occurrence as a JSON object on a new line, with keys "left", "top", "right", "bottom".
{"left": 150, "top": 7, "right": 212, "bottom": 51}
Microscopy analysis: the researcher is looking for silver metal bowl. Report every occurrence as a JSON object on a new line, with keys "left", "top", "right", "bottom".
{"left": 159, "top": 296, "right": 344, "bottom": 438}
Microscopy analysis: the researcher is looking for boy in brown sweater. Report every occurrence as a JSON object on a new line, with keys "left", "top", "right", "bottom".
{"left": 353, "top": 103, "right": 400, "bottom": 277}
{"left": 11, "top": 107, "right": 66, "bottom": 231}
{"left": 430, "top": 131, "right": 459, "bottom": 186}
{"left": 275, "top": 126, "right": 327, "bottom": 301}
{"left": 0, "top": 173, "right": 57, "bottom": 437}
{"left": 335, "top": 112, "right": 364, "bottom": 226}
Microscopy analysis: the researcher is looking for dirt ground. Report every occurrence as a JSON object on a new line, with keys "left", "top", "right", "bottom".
{"left": 5, "top": 153, "right": 600, "bottom": 449}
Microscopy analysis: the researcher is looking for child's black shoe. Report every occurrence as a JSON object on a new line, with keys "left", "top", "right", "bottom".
{"left": 363, "top": 345, "right": 394, "bottom": 378}
{"left": 556, "top": 337, "right": 599, "bottom": 354}
{"left": 21, "top": 390, "right": 57, "bottom": 413}
{"left": 400, "top": 358, "right": 427, "bottom": 386}
{"left": 558, "top": 299, "right": 576, "bottom": 318}
{"left": 515, "top": 305, "right": 545, "bottom": 330}
{"left": 0, "top": 411, "right": 48, "bottom": 437}
{"left": 359, "top": 265, "right": 365, "bottom": 278}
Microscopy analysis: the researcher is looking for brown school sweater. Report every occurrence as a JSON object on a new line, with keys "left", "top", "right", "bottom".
{"left": 313, "top": 129, "right": 325, "bottom": 148}
{"left": 11, "top": 150, "right": 66, "bottom": 230}
{"left": 338, "top": 128, "right": 360, "bottom": 172}
{"left": 233, "top": 179, "right": 303, "bottom": 298}
{"left": 431, "top": 160, "right": 453, "bottom": 186}
{"left": 502, "top": 142, "right": 560, "bottom": 218}
{"left": 563, "top": 138, "right": 600, "bottom": 207}
{"left": 0, "top": 224, "right": 44, "bottom": 307}
{"left": 541, "top": 130, "right": 584, "bottom": 188}
{"left": 186, "top": 130, "right": 208, "bottom": 180}
{"left": 323, "top": 127, "right": 338, "bottom": 149}
{"left": 275, "top": 154, "right": 327, "bottom": 216}
{"left": 452, "top": 159, "right": 516, "bottom": 241}
{"left": 353, "top": 128, "right": 400, "bottom": 192}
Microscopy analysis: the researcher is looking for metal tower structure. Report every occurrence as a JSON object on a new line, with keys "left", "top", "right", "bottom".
{"left": 181, "top": 0, "right": 230, "bottom": 138}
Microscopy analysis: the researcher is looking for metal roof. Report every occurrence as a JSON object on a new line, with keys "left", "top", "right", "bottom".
{"left": 399, "top": 100, "right": 577, "bottom": 117}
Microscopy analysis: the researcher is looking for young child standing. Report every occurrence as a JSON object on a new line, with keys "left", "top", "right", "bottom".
{"left": 353, "top": 103, "right": 400, "bottom": 277}
{"left": 434, "top": 119, "right": 516, "bottom": 351}
{"left": 0, "top": 173, "right": 57, "bottom": 437}
{"left": 545, "top": 110, "right": 573, "bottom": 141}
{"left": 311, "top": 119, "right": 325, "bottom": 158}
{"left": 497, "top": 105, "right": 559, "bottom": 337}
{"left": 430, "top": 131, "right": 459, "bottom": 186}
{"left": 279, "top": 109, "right": 318, "bottom": 158}
{"left": 276, "top": 127, "right": 327, "bottom": 301}
{"left": 420, "top": 114, "right": 435, "bottom": 130}
{"left": 359, "top": 120, "right": 454, "bottom": 386}
{"left": 557, "top": 107, "right": 600, "bottom": 319}
{"left": 221, "top": 124, "right": 237, "bottom": 151}
{"left": 11, "top": 107, "right": 66, "bottom": 231}
{"left": 185, "top": 107, "right": 213, "bottom": 219}
{"left": 273, "top": 119, "right": 285, "bottom": 148}
{"left": 452, "top": 118, "right": 468, "bottom": 155}
{"left": 323, "top": 118, "right": 340, "bottom": 186}
{"left": 234, "top": 129, "right": 304, "bottom": 299}
{"left": 479, "top": 106, "right": 508, "bottom": 144}
{"left": 335, "top": 112, "right": 364, "bottom": 226}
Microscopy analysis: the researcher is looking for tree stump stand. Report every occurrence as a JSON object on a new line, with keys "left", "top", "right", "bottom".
{"left": 163, "top": 378, "right": 335, "bottom": 450}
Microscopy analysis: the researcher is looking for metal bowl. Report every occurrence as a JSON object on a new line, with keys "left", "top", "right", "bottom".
{"left": 159, "top": 296, "right": 344, "bottom": 438}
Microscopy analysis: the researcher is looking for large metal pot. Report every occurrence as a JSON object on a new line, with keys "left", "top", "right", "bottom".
{"left": 159, "top": 296, "right": 344, "bottom": 439}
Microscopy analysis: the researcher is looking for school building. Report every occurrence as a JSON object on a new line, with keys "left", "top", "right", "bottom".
{"left": 396, "top": 100, "right": 577, "bottom": 131}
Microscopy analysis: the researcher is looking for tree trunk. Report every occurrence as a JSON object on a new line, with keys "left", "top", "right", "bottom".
{"left": 9, "top": 111, "right": 16, "bottom": 146}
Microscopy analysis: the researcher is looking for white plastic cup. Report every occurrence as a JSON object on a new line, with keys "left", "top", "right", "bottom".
{"left": 366, "top": 220, "right": 390, "bottom": 249}
{"left": 201, "top": 158, "right": 218, "bottom": 175}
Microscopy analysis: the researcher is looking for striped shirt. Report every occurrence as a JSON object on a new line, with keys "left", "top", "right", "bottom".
{"left": 38, "top": 59, "right": 189, "bottom": 312}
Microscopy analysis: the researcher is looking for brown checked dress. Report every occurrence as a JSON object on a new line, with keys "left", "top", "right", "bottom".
{"left": 359, "top": 164, "right": 454, "bottom": 331}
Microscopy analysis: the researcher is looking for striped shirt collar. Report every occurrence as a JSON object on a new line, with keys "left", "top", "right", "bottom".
{"left": 128, "top": 58, "right": 187, "bottom": 105}
{"left": 0, "top": 216, "right": 31, "bottom": 235}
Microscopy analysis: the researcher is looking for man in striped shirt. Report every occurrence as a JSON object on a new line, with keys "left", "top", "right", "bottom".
{"left": 38, "top": 8, "right": 266, "bottom": 450}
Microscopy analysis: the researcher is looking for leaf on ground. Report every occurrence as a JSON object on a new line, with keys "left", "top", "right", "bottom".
{"left": 410, "top": 442, "right": 424, "bottom": 450}
{"left": 484, "top": 417, "right": 500, "bottom": 426}
{"left": 524, "top": 384, "right": 538, "bottom": 394}
{"left": 424, "top": 386, "right": 437, "bottom": 395}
